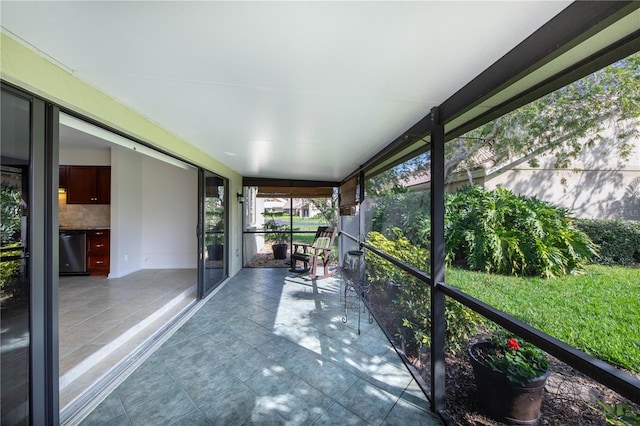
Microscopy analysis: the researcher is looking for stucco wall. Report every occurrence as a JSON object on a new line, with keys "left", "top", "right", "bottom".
{"left": 486, "top": 138, "right": 640, "bottom": 220}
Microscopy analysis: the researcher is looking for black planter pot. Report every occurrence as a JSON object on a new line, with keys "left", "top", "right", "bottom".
{"left": 468, "top": 341, "right": 549, "bottom": 425}
{"left": 272, "top": 243, "right": 288, "bottom": 260}
{"left": 207, "top": 244, "right": 224, "bottom": 261}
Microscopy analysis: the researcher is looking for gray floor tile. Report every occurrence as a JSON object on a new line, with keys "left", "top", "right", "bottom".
{"left": 303, "top": 359, "right": 360, "bottom": 397}
{"left": 198, "top": 382, "right": 257, "bottom": 424}
{"left": 244, "top": 364, "right": 301, "bottom": 397}
{"left": 263, "top": 380, "right": 334, "bottom": 423}
{"left": 311, "top": 402, "right": 368, "bottom": 426}
{"left": 381, "top": 397, "right": 439, "bottom": 426}
{"left": 116, "top": 362, "right": 179, "bottom": 411}
{"left": 80, "top": 269, "right": 438, "bottom": 425}
{"left": 335, "top": 378, "right": 398, "bottom": 425}
{"left": 79, "top": 392, "right": 126, "bottom": 425}
{"left": 168, "top": 409, "right": 211, "bottom": 425}
{"left": 275, "top": 346, "right": 325, "bottom": 380}
{"left": 361, "top": 361, "right": 413, "bottom": 398}
{"left": 222, "top": 349, "right": 272, "bottom": 382}
{"left": 178, "top": 363, "right": 244, "bottom": 407}
{"left": 127, "top": 388, "right": 197, "bottom": 426}
{"left": 243, "top": 408, "right": 289, "bottom": 425}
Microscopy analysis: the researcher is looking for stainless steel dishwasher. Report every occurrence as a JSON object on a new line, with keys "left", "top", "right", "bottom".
{"left": 59, "top": 230, "right": 88, "bottom": 275}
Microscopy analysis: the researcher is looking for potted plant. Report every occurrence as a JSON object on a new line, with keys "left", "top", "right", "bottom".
{"left": 263, "top": 216, "right": 289, "bottom": 260}
{"left": 468, "top": 329, "right": 550, "bottom": 425}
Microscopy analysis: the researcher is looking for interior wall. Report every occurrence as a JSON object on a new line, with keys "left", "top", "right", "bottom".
{"left": 140, "top": 156, "right": 198, "bottom": 269}
{"left": 110, "top": 146, "right": 143, "bottom": 278}
{"left": 59, "top": 147, "right": 110, "bottom": 166}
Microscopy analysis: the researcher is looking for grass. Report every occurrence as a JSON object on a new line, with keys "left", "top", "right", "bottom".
{"left": 446, "top": 265, "right": 640, "bottom": 374}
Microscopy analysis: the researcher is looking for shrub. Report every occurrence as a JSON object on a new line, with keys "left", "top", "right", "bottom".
{"left": 446, "top": 185, "right": 598, "bottom": 278}
{"left": 1, "top": 184, "right": 22, "bottom": 245}
{"left": 366, "top": 229, "right": 429, "bottom": 284}
{"left": 0, "top": 242, "right": 23, "bottom": 299}
{"left": 366, "top": 229, "right": 483, "bottom": 353}
{"left": 576, "top": 219, "right": 640, "bottom": 266}
{"left": 369, "top": 189, "right": 431, "bottom": 248}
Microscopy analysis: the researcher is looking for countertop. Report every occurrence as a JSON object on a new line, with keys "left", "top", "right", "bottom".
{"left": 59, "top": 227, "right": 110, "bottom": 231}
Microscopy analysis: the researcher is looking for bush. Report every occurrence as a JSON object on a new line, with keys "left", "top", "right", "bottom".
{"left": 0, "top": 243, "right": 23, "bottom": 299}
{"left": 446, "top": 185, "right": 598, "bottom": 278}
{"left": 366, "top": 229, "right": 483, "bottom": 353}
{"left": 576, "top": 219, "right": 640, "bottom": 265}
{"left": 369, "top": 189, "right": 431, "bottom": 248}
{"left": 1, "top": 184, "right": 22, "bottom": 245}
{"left": 366, "top": 229, "right": 429, "bottom": 284}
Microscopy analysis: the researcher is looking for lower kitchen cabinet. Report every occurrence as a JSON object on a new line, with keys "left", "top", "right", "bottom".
{"left": 87, "top": 229, "right": 110, "bottom": 275}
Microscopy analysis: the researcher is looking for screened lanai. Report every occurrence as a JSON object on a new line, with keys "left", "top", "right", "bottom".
{"left": 1, "top": 1, "right": 639, "bottom": 425}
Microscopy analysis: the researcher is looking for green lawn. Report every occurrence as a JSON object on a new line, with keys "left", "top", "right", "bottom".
{"left": 446, "top": 265, "right": 640, "bottom": 373}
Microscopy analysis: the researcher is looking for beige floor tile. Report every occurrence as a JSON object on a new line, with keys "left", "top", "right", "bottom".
{"left": 58, "top": 269, "right": 197, "bottom": 409}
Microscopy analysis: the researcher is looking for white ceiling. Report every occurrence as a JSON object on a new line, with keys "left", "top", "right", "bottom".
{"left": 1, "top": 1, "right": 573, "bottom": 182}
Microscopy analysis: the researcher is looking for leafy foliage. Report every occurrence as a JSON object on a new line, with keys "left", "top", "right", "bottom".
{"left": 591, "top": 401, "right": 640, "bottom": 426}
{"left": 308, "top": 194, "right": 338, "bottom": 227}
{"left": 576, "top": 219, "right": 640, "bottom": 266}
{"left": 262, "top": 210, "right": 290, "bottom": 245}
{"left": 446, "top": 185, "right": 598, "bottom": 278}
{"left": 366, "top": 230, "right": 483, "bottom": 353}
{"left": 369, "top": 188, "right": 431, "bottom": 248}
{"left": 1, "top": 183, "right": 22, "bottom": 245}
{"left": 0, "top": 242, "right": 23, "bottom": 299}
{"left": 482, "top": 329, "right": 549, "bottom": 385}
{"left": 366, "top": 229, "right": 429, "bottom": 283}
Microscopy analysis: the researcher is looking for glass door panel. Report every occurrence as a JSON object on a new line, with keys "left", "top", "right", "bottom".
{"left": 1, "top": 90, "right": 31, "bottom": 425}
{"left": 202, "top": 172, "right": 227, "bottom": 295}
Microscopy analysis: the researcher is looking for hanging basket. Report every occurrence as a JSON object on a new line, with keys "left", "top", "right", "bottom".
{"left": 468, "top": 341, "right": 550, "bottom": 425}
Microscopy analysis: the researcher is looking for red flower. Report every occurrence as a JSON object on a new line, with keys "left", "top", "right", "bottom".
{"left": 507, "top": 338, "right": 520, "bottom": 351}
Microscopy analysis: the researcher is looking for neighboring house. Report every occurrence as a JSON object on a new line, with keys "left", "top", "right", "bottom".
{"left": 290, "top": 198, "right": 322, "bottom": 218}
{"left": 263, "top": 197, "right": 289, "bottom": 213}
{"left": 407, "top": 130, "right": 640, "bottom": 220}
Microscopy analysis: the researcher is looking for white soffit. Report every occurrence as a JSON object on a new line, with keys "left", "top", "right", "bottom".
{"left": 1, "top": 1, "right": 572, "bottom": 181}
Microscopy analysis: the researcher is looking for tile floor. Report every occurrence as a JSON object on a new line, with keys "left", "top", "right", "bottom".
{"left": 78, "top": 268, "right": 441, "bottom": 425}
{"left": 59, "top": 269, "right": 197, "bottom": 409}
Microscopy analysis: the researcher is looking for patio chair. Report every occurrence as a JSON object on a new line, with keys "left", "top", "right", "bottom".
{"left": 290, "top": 226, "right": 337, "bottom": 279}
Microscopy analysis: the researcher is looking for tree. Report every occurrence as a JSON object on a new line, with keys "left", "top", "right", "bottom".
{"left": 371, "top": 52, "right": 640, "bottom": 188}
{"left": 309, "top": 193, "right": 338, "bottom": 227}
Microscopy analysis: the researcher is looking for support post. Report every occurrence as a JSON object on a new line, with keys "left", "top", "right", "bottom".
{"left": 430, "top": 107, "right": 446, "bottom": 413}
{"left": 358, "top": 170, "right": 365, "bottom": 248}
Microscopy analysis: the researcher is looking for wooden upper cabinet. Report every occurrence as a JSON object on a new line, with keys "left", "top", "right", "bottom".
{"left": 95, "top": 167, "right": 111, "bottom": 204}
{"left": 59, "top": 165, "right": 67, "bottom": 189}
{"left": 65, "top": 166, "right": 111, "bottom": 204}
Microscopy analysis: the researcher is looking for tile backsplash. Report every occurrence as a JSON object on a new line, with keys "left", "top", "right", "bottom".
{"left": 58, "top": 192, "right": 110, "bottom": 228}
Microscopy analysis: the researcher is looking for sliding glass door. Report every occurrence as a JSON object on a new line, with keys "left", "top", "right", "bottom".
{"left": 1, "top": 88, "right": 33, "bottom": 425}
{"left": 1, "top": 86, "right": 58, "bottom": 424}
{"left": 200, "top": 171, "right": 228, "bottom": 296}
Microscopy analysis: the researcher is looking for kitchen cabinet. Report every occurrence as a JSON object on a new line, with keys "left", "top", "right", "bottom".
{"left": 59, "top": 165, "right": 67, "bottom": 189}
{"left": 64, "top": 166, "right": 111, "bottom": 204}
{"left": 87, "top": 229, "right": 110, "bottom": 275}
